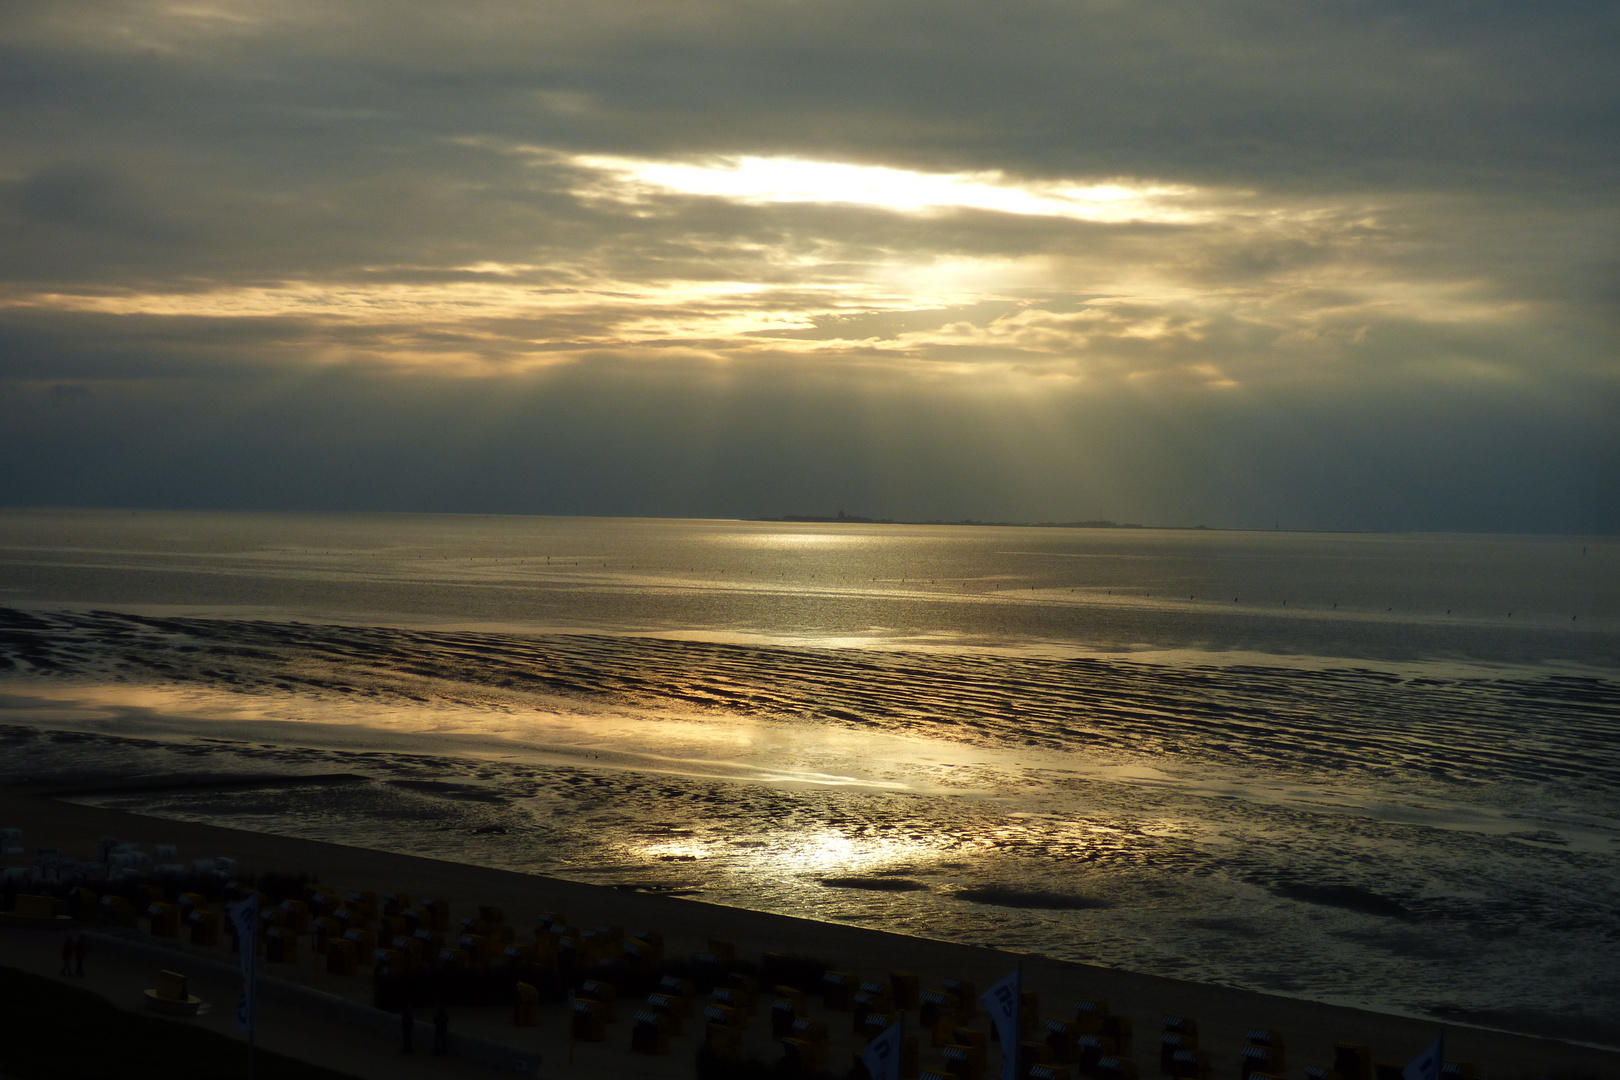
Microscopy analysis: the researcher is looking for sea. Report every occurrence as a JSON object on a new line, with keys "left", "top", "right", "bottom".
{"left": 1, "top": 508, "right": 1616, "bottom": 1044}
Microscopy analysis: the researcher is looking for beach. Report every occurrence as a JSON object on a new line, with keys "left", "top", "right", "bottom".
{"left": 4, "top": 784, "right": 1617, "bottom": 1080}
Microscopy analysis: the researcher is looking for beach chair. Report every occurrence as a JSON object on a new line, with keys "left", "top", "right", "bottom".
{"left": 1333, "top": 1043, "right": 1372, "bottom": 1080}
{"left": 572, "top": 996, "right": 609, "bottom": 1041}
{"left": 1162, "top": 1017, "right": 1197, "bottom": 1039}
{"left": 311, "top": 915, "right": 331, "bottom": 953}
{"left": 526, "top": 929, "right": 557, "bottom": 967}
{"left": 1240, "top": 1045, "right": 1284, "bottom": 1080}
{"left": 891, "top": 969, "right": 920, "bottom": 1009}
{"left": 823, "top": 970, "right": 859, "bottom": 1009}
{"left": 478, "top": 904, "right": 504, "bottom": 924}
{"left": 771, "top": 988, "right": 809, "bottom": 1037}
{"left": 646, "top": 993, "right": 686, "bottom": 1035}
{"left": 99, "top": 895, "right": 134, "bottom": 926}
{"left": 580, "top": 925, "right": 616, "bottom": 962}
{"left": 781, "top": 1035, "right": 826, "bottom": 1068}
{"left": 1164, "top": 1048, "right": 1209, "bottom": 1079}
{"left": 631, "top": 1008, "right": 674, "bottom": 1055}
{"left": 391, "top": 935, "right": 423, "bottom": 969}
{"left": 1029, "top": 1066, "right": 1073, "bottom": 1080}
{"left": 345, "top": 890, "right": 378, "bottom": 923}
{"left": 383, "top": 892, "right": 410, "bottom": 917}
{"left": 692, "top": 951, "right": 728, "bottom": 987}
{"left": 1075, "top": 999, "right": 1111, "bottom": 1041}
{"left": 555, "top": 934, "right": 581, "bottom": 973}
{"left": 704, "top": 1002, "right": 745, "bottom": 1032}
{"left": 624, "top": 933, "right": 663, "bottom": 969}
{"left": 853, "top": 981, "right": 894, "bottom": 1030}
{"left": 307, "top": 885, "right": 338, "bottom": 915}
{"left": 512, "top": 981, "right": 539, "bottom": 1026}
{"left": 326, "top": 938, "right": 358, "bottom": 976}
{"left": 711, "top": 985, "right": 753, "bottom": 1016}
{"left": 280, "top": 899, "right": 311, "bottom": 933}
{"left": 265, "top": 927, "right": 298, "bottom": 964}
{"left": 940, "top": 1042, "right": 986, "bottom": 1080}
{"left": 581, "top": 979, "right": 618, "bottom": 1020}
{"left": 188, "top": 909, "right": 221, "bottom": 947}
{"left": 68, "top": 886, "right": 98, "bottom": 918}
{"left": 1095, "top": 1056, "right": 1139, "bottom": 1080}
{"left": 1078, "top": 1034, "right": 1108, "bottom": 1073}
{"left": 658, "top": 975, "right": 697, "bottom": 1013}
{"left": 920, "top": 989, "right": 961, "bottom": 1044}
{"left": 422, "top": 897, "right": 449, "bottom": 932}
{"left": 1020, "top": 1040, "right": 1057, "bottom": 1075}
{"left": 146, "top": 902, "right": 181, "bottom": 938}
{"left": 1046, "top": 1018, "right": 1081, "bottom": 1062}
{"left": 1102, "top": 1015, "right": 1134, "bottom": 1055}
{"left": 1159, "top": 1031, "right": 1199, "bottom": 1073}
{"left": 344, "top": 928, "right": 377, "bottom": 964}
{"left": 459, "top": 931, "right": 491, "bottom": 961}
{"left": 1303, "top": 1067, "right": 1331, "bottom": 1080}
{"left": 789, "top": 1016, "right": 828, "bottom": 1041}
{"left": 1440, "top": 1063, "right": 1474, "bottom": 1079}
{"left": 942, "top": 978, "right": 978, "bottom": 1019}
{"left": 1018, "top": 990, "right": 1042, "bottom": 1039}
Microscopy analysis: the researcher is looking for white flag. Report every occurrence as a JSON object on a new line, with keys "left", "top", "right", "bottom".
{"left": 227, "top": 894, "right": 258, "bottom": 1034}
{"left": 861, "top": 1014, "right": 904, "bottom": 1080}
{"left": 1403, "top": 1033, "right": 1445, "bottom": 1080}
{"left": 979, "top": 969, "right": 1022, "bottom": 1080}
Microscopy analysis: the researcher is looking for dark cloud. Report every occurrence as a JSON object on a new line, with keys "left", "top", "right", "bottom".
{"left": 0, "top": 0, "right": 1613, "bottom": 529}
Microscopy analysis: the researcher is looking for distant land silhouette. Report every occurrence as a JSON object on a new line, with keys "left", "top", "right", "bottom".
{"left": 752, "top": 509, "right": 1211, "bottom": 529}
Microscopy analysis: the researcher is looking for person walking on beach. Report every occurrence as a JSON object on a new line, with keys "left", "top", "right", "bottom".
{"left": 74, "top": 934, "right": 87, "bottom": 977}
{"left": 59, "top": 936, "right": 73, "bottom": 976}
{"left": 400, "top": 1003, "right": 415, "bottom": 1054}
{"left": 432, "top": 1001, "right": 449, "bottom": 1056}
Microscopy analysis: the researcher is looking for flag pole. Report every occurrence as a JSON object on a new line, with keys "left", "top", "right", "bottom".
{"left": 247, "top": 888, "right": 256, "bottom": 1080}
{"left": 1014, "top": 959, "right": 1023, "bottom": 1080}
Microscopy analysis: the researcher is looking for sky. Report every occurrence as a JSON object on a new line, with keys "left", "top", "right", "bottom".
{"left": 1, "top": 1, "right": 1616, "bottom": 531}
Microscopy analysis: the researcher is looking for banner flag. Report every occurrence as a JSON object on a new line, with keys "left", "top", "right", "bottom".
{"left": 227, "top": 894, "right": 258, "bottom": 1034}
{"left": 861, "top": 1014, "right": 904, "bottom": 1080}
{"left": 980, "top": 969, "right": 1022, "bottom": 1080}
{"left": 1403, "top": 1032, "right": 1445, "bottom": 1080}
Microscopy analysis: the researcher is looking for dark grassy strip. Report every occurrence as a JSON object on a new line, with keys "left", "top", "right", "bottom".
{"left": 0, "top": 966, "right": 361, "bottom": 1080}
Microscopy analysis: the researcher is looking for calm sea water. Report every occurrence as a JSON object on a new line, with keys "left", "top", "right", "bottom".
{"left": 1, "top": 509, "right": 1617, "bottom": 1044}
